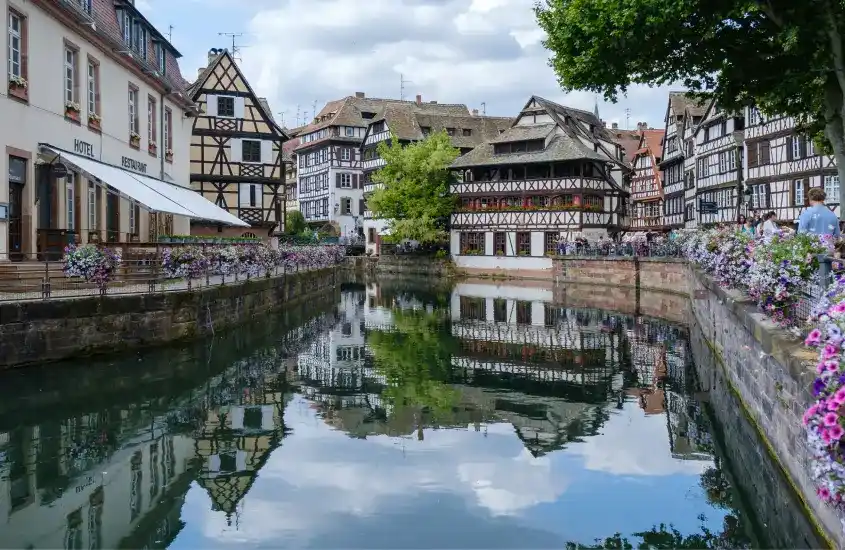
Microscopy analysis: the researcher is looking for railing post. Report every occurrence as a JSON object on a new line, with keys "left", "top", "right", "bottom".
{"left": 818, "top": 254, "right": 833, "bottom": 290}
{"left": 42, "top": 260, "right": 51, "bottom": 299}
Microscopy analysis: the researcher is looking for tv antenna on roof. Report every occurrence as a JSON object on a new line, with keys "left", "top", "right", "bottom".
{"left": 167, "top": 25, "right": 174, "bottom": 42}
{"left": 278, "top": 111, "right": 286, "bottom": 126}
{"left": 400, "top": 73, "right": 412, "bottom": 101}
{"left": 218, "top": 32, "right": 246, "bottom": 61}
{"left": 312, "top": 100, "right": 318, "bottom": 121}
{"left": 296, "top": 104, "right": 301, "bottom": 127}
{"left": 481, "top": 102, "right": 486, "bottom": 115}
{"left": 625, "top": 108, "right": 631, "bottom": 130}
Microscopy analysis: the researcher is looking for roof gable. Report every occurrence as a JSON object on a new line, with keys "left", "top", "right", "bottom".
{"left": 189, "top": 51, "right": 287, "bottom": 140}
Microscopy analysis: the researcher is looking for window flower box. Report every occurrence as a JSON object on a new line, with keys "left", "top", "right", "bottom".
{"left": 165, "top": 148, "right": 173, "bottom": 163}
{"left": 8, "top": 75, "right": 27, "bottom": 101}
{"left": 129, "top": 132, "right": 141, "bottom": 149}
{"left": 148, "top": 141, "right": 157, "bottom": 156}
{"left": 65, "top": 101, "right": 81, "bottom": 123}
{"left": 88, "top": 113, "right": 101, "bottom": 132}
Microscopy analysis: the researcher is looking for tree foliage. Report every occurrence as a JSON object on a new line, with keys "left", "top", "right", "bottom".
{"left": 284, "top": 209, "right": 306, "bottom": 235}
{"left": 534, "top": 0, "right": 845, "bottom": 196}
{"left": 366, "top": 130, "right": 460, "bottom": 243}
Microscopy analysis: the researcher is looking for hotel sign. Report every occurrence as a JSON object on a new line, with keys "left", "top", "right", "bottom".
{"left": 121, "top": 156, "right": 147, "bottom": 174}
{"left": 73, "top": 139, "right": 96, "bottom": 159}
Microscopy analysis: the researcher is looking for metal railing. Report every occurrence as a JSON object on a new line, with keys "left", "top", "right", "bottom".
{"left": 794, "top": 255, "right": 845, "bottom": 323}
{"left": 0, "top": 252, "right": 341, "bottom": 302}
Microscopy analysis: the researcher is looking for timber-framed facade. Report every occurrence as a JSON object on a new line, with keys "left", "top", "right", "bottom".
{"left": 448, "top": 95, "right": 629, "bottom": 275}
{"left": 359, "top": 97, "right": 511, "bottom": 255}
{"left": 660, "top": 92, "right": 705, "bottom": 230}
{"left": 629, "top": 130, "right": 665, "bottom": 231}
{"left": 188, "top": 49, "right": 289, "bottom": 238}
{"left": 693, "top": 100, "right": 744, "bottom": 226}
{"left": 742, "top": 107, "right": 839, "bottom": 223}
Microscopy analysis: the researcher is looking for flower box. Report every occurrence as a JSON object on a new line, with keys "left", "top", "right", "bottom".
{"left": 148, "top": 141, "right": 157, "bottom": 156}
{"left": 8, "top": 76, "right": 27, "bottom": 101}
{"left": 65, "top": 102, "right": 81, "bottom": 123}
{"left": 129, "top": 132, "right": 141, "bottom": 149}
{"left": 165, "top": 149, "right": 173, "bottom": 163}
{"left": 88, "top": 114, "right": 101, "bottom": 132}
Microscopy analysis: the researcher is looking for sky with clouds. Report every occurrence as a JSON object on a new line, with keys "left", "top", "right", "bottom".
{"left": 135, "top": 0, "right": 672, "bottom": 131}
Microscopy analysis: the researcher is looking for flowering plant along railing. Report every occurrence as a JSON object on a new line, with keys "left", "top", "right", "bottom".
{"left": 456, "top": 203, "right": 604, "bottom": 213}
{"left": 62, "top": 244, "right": 122, "bottom": 292}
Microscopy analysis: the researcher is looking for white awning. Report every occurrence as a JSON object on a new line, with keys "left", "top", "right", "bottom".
{"left": 40, "top": 145, "right": 249, "bottom": 227}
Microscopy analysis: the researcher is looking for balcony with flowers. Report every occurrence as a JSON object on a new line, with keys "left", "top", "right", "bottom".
{"left": 456, "top": 194, "right": 606, "bottom": 213}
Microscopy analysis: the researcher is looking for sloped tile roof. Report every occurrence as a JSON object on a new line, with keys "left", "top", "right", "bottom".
{"left": 451, "top": 134, "right": 606, "bottom": 168}
{"left": 489, "top": 123, "right": 556, "bottom": 144}
{"left": 668, "top": 91, "right": 707, "bottom": 118}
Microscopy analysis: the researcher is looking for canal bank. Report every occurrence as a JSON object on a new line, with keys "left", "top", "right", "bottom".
{"left": 0, "top": 266, "right": 340, "bottom": 369}
{"left": 353, "top": 254, "right": 836, "bottom": 545}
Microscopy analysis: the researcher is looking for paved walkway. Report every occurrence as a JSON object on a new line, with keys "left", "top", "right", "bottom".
{"left": 0, "top": 265, "right": 331, "bottom": 303}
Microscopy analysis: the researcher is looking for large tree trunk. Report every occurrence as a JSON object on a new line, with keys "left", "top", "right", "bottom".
{"left": 822, "top": 8, "right": 845, "bottom": 220}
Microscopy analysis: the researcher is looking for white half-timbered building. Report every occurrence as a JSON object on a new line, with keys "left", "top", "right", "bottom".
{"left": 629, "top": 130, "right": 665, "bottom": 231}
{"left": 659, "top": 93, "right": 705, "bottom": 229}
{"left": 449, "top": 96, "right": 629, "bottom": 276}
{"left": 681, "top": 110, "right": 699, "bottom": 228}
{"left": 743, "top": 108, "right": 839, "bottom": 223}
{"left": 693, "top": 100, "right": 745, "bottom": 226}
{"left": 359, "top": 96, "right": 510, "bottom": 255}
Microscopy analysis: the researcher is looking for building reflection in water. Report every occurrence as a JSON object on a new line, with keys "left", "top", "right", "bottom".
{"left": 0, "top": 279, "right": 749, "bottom": 548}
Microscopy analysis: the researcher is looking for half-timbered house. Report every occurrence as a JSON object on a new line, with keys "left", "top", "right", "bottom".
{"left": 681, "top": 107, "right": 700, "bottom": 228}
{"left": 743, "top": 107, "right": 839, "bottom": 223}
{"left": 188, "top": 49, "right": 289, "bottom": 239}
{"left": 659, "top": 93, "right": 705, "bottom": 230}
{"left": 359, "top": 97, "right": 511, "bottom": 255}
{"left": 629, "top": 130, "right": 665, "bottom": 231}
{"left": 282, "top": 127, "right": 303, "bottom": 215}
{"left": 449, "top": 96, "right": 629, "bottom": 276}
{"left": 693, "top": 100, "right": 745, "bottom": 226}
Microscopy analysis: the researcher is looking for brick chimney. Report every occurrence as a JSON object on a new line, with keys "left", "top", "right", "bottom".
{"left": 355, "top": 92, "right": 365, "bottom": 98}
{"left": 416, "top": 94, "right": 422, "bottom": 105}
{"left": 472, "top": 109, "right": 479, "bottom": 116}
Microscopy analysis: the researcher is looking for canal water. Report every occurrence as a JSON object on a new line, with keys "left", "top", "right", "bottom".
{"left": 0, "top": 278, "right": 822, "bottom": 549}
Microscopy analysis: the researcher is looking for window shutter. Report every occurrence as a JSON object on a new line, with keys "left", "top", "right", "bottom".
{"left": 800, "top": 137, "right": 808, "bottom": 158}
{"left": 206, "top": 95, "right": 217, "bottom": 117}
{"left": 260, "top": 140, "right": 272, "bottom": 164}
{"left": 230, "top": 138, "right": 241, "bottom": 163}
{"left": 786, "top": 137, "right": 793, "bottom": 161}
{"left": 353, "top": 174, "right": 359, "bottom": 188}
{"left": 747, "top": 143, "right": 758, "bottom": 167}
{"left": 760, "top": 140, "right": 770, "bottom": 164}
{"left": 235, "top": 97, "right": 246, "bottom": 119}
{"left": 336, "top": 173, "right": 341, "bottom": 188}
{"left": 74, "top": 183, "right": 82, "bottom": 234}
{"left": 359, "top": 199, "right": 364, "bottom": 215}
{"left": 804, "top": 178, "right": 810, "bottom": 205}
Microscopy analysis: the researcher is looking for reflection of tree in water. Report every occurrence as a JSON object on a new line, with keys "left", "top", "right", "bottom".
{"left": 366, "top": 308, "right": 461, "bottom": 427}
{"left": 568, "top": 519, "right": 751, "bottom": 549}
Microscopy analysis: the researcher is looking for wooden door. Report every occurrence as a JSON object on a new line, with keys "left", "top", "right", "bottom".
{"left": 8, "top": 183, "right": 23, "bottom": 261}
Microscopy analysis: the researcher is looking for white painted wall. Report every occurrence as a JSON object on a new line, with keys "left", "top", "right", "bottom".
{"left": 0, "top": 0, "right": 193, "bottom": 257}
{"left": 453, "top": 254, "right": 553, "bottom": 272}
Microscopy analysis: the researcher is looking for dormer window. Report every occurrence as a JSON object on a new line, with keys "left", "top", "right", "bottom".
{"left": 421, "top": 126, "right": 431, "bottom": 136}
{"left": 119, "top": 10, "right": 147, "bottom": 58}
{"left": 446, "top": 127, "right": 455, "bottom": 136}
{"left": 154, "top": 42, "right": 165, "bottom": 73}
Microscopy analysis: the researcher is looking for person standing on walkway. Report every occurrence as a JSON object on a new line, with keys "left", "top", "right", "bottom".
{"left": 798, "top": 187, "right": 841, "bottom": 237}
{"left": 762, "top": 211, "right": 779, "bottom": 235}
{"left": 738, "top": 215, "right": 754, "bottom": 235}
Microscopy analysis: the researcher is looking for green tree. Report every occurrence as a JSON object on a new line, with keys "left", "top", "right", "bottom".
{"left": 535, "top": 0, "right": 845, "bottom": 214}
{"left": 284, "top": 210, "right": 306, "bottom": 235}
{"left": 367, "top": 130, "right": 460, "bottom": 243}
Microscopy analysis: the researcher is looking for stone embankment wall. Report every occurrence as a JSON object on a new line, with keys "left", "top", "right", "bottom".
{"left": 0, "top": 267, "right": 339, "bottom": 369}
{"left": 345, "top": 256, "right": 454, "bottom": 277}
{"left": 552, "top": 256, "right": 688, "bottom": 294}
{"left": 689, "top": 269, "right": 838, "bottom": 548}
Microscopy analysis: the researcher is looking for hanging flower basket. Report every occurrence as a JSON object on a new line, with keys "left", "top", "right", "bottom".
{"left": 65, "top": 101, "right": 81, "bottom": 122}
{"left": 165, "top": 148, "right": 174, "bottom": 162}
{"left": 129, "top": 132, "right": 141, "bottom": 148}
{"left": 88, "top": 112, "right": 101, "bottom": 131}
{"left": 62, "top": 244, "right": 122, "bottom": 291}
{"left": 148, "top": 141, "right": 157, "bottom": 155}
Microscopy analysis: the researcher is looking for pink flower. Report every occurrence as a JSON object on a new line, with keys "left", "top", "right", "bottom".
{"left": 834, "top": 302, "right": 845, "bottom": 314}
{"left": 804, "top": 405, "right": 820, "bottom": 425}
{"left": 828, "top": 400, "right": 840, "bottom": 412}
{"left": 827, "top": 361, "right": 840, "bottom": 373}
{"left": 835, "top": 388, "right": 845, "bottom": 404}
{"left": 806, "top": 328, "right": 823, "bottom": 346}
{"left": 830, "top": 424, "right": 844, "bottom": 440}
{"left": 824, "top": 412, "right": 839, "bottom": 426}
{"left": 823, "top": 343, "right": 839, "bottom": 360}
{"left": 822, "top": 429, "right": 833, "bottom": 444}
{"left": 819, "top": 486, "right": 832, "bottom": 501}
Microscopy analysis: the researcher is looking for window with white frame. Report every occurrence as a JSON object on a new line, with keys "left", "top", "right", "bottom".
{"left": 64, "top": 47, "right": 77, "bottom": 104}
{"left": 794, "top": 179, "right": 804, "bottom": 206}
{"left": 8, "top": 12, "right": 21, "bottom": 79}
{"left": 341, "top": 148, "right": 351, "bottom": 161}
{"left": 87, "top": 61, "right": 98, "bottom": 115}
{"left": 752, "top": 184, "right": 768, "bottom": 209}
{"left": 66, "top": 173, "right": 75, "bottom": 231}
{"left": 718, "top": 152, "right": 727, "bottom": 173}
{"left": 129, "top": 200, "right": 136, "bottom": 234}
{"left": 792, "top": 137, "right": 801, "bottom": 159}
{"left": 808, "top": 140, "right": 816, "bottom": 156}
{"left": 345, "top": 127, "right": 355, "bottom": 137}
{"left": 164, "top": 108, "right": 172, "bottom": 152}
{"left": 147, "top": 96, "right": 157, "bottom": 146}
{"left": 728, "top": 149, "right": 737, "bottom": 170}
{"left": 340, "top": 173, "right": 352, "bottom": 188}
{"left": 128, "top": 87, "right": 138, "bottom": 135}
{"left": 748, "top": 107, "right": 760, "bottom": 125}
{"left": 88, "top": 181, "right": 97, "bottom": 230}
{"left": 825, "top": 175, "right": 841, "bottom": 203}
